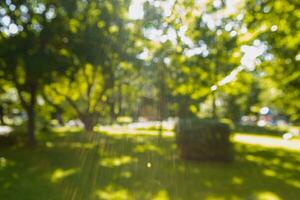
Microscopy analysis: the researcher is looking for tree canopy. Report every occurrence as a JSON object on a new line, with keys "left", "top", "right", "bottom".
{"left": 0, "top": 0, "right": 299, "bottom": 145}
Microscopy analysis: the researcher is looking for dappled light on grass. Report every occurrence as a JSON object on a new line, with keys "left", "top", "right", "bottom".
{"left": 286, "top": 180, "right": 300, "bottom": 189}
{"left": 0, "top": 157, "right": 7, "bottom": 169}
{"left": 134, "top": 143, "right": 164, "bottom": 155}
{"left": 99, "top": 156, "right": 137, "bottom": 168}
{"left": 50, "top": 168, "right": 77, "bottom": 183}
{"left": 45, "top": 141, "right": 54, "bottom": 148}
{"left": 120, "top": 171, "right": 132, "bottom": 179}
{"left": 232, "top": 176, "right": 244, "bottom": 185}
{"left": 263, "top": 169, "right": 277, "bottom": 177}
{"left": 0, "top": 157, "right": 14, "bottom": 169}
{"left": 96, "top": 185, "right": 130, "bottom": 200}
{"left": 205, "top": 195, "right": 239, "bottom": 200}
{"left": 1, "top": 129, "right": 300, "bottom": 199}
{"left": 153, "top": 190, "right": 170, "bottom": 200}
{"left": 254, "top": 191, "right": 281, "bottom": 200}
{"left": 69, "top": 142, "right": 96, "bottom": 150}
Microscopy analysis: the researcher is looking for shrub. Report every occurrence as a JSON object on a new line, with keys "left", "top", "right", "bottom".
{"left": 175, "top": 117, "right": 234, "bottom": 162}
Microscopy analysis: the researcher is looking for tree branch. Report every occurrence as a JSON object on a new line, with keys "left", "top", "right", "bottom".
{"left": 92, "top": 87, "right": 109, "bottom": 113}
{"left": 50, "top": 87, "right": 83, "bottom": 119}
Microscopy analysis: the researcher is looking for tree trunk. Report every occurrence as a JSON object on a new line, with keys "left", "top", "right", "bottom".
{"left": 0, "top": 105, "right": 5, "bottom": 125}
{"left": 26, "top": 106, "right": 36, "bottom": 146}
{"left": 42, "top": 93, "right": 64, "bottom": 126}
{"left": 157, "top": 63, "right": 166, "bottom": 138}
{"left": 26, "top": 83, "right": 37, "bottom": 146}
{"left": 158, "top": 83, "right": 165, "bottom": 138}
{"left": 110, "top": 101, "right": 116, "bottom": 122}
{"left": 212, "top": 91, "right": 217, "bottom": 119}
{"left": 84, "top": 122, "right": 94, "bottom": 132}
{"left": 178, "top": 96, "right": 193, "bottom": 118}
{"left": 81, "top": 115, "right": 96, "bottom": 132}
{"left": 56, "top": 108, "right": 64, "bottom": 126}
{"left": 118, "top": 83, "right": 122, "bottom": 116}
{"left": 13, "top": 72, "right": 37, "bottom": 146}
{"left": 212, "top": 59, "right": 219, "bottom": 119}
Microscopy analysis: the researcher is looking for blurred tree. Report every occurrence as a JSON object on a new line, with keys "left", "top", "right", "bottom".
{"left": 243, "top": 0, "right": 300, "bottom": 121}
{"left": 44, "top": 0, "right": 138, "bottom": 131}
{"left": 0, "top": 1, "right": 70, "bottom": 145}
{"left": 161, "top": 1, "right": 241, "bottom": 118}
{"left": 220, "top": 71, "right": 261, "bottom": 123}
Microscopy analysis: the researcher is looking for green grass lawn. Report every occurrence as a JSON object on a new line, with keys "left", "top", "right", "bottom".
{"left": 1, "top": 127, "right": 300, "bottom": 200}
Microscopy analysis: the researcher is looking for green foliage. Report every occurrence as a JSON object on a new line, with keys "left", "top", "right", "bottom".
{"left": 41, "top": 0, "right": 139, "bottom": 130}
{"left": 0, "top": 0, "right": 299, "bottom": 144}
{"left": 243, "top": 0, "right": 300, "bottom": 121}
{"left": 0, "top": 0, "right": 139, "bottom": 135}
{"left": 176, "top": 117, "right": 234, "bottom": 162}
{"left": 0, "top": 0, "right": 73, "bottom": 144}
{"left": 218, "top": 72, "right": 261, "bottom": 122}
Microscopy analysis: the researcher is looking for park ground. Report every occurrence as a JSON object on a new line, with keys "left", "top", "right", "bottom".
{"left": 1, "top": 126, "right": 300, "bottom": 200}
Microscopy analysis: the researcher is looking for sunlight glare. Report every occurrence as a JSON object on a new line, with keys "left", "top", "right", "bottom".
{"left": 129, "top": 0, "right": 144, "bottom": 20}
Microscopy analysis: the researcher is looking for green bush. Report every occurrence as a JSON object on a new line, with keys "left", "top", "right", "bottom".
{"left": 175, "top": 118, "right": 234, "bottom": 162}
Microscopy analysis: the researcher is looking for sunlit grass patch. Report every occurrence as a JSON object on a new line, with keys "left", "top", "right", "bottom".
{"left": 254, "top": 191, "right": 281, "bottom": 200}
{"left": 50, "top": 168, "right": 78, "bottom": 183}
{"left": 97, "top": 125, "right": 175, "bottom": 137}
{"left": 231, "top": 176, "right": 244, "bottom": 185}
{"left": 234, "top": 133, "right": 300, "bottom": 152}
{"left": 69, "top": 142, "right": 96, "bottom": 149}
{"left": 134, "top": 143, "right": 164, "bottom": 154}
{"left": 99, "top": 156, "right": 137, "bottom": 167}
{"left": 0, "top": 157, "right": 15, "bottom": 169}
{"left": 286, "top": 179, "right": 300, "bottom": 189}
{"left": 153, "top": 190, "right": 170, "bottom": 200}
{"left": 95, "top": 185, "right": 131, "bottom": 200}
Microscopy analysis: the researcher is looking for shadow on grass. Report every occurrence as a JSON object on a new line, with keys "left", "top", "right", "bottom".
{"left": 1, "top": 130, "right": 300, "bottom": 200}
